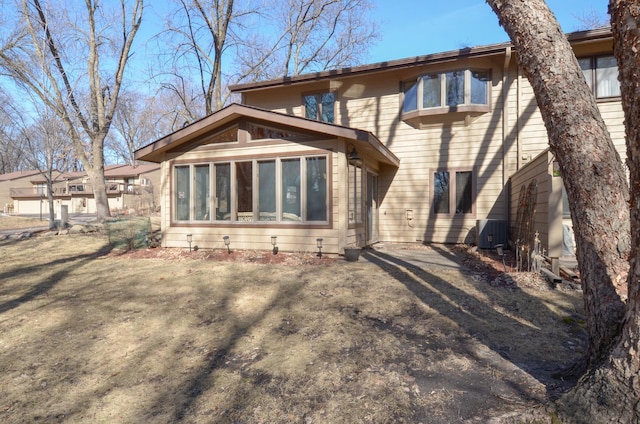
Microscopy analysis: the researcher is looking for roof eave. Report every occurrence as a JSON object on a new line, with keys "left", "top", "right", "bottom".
{"left": 229, "top": 27, "right": 613, "bottom": 94}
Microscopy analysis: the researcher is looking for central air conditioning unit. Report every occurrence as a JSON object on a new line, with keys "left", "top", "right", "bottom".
{"left": 476, "top": 219, "right": 508, "bottom": 249}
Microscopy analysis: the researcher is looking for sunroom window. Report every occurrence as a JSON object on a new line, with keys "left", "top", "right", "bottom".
{"left": 579, "top": 55, "right": 620, "bottom": 99}
{"left": 173, "top": 156, "right": 328, "bottom": 224}
{"left": 403, "top": 69, "right": 491, "bottom": 114}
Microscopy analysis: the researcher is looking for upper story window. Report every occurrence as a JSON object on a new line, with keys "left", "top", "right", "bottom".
{"left": 304, "top": 92, "right": 335, "bottom": 123}
{"left": 579, "top": 55, "right": 620, "bottom": 99}
{"left": 403, "top": 69, "right": 491, "bottom": 114}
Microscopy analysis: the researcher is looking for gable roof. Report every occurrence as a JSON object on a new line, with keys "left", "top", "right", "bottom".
{"left": 134, "top": 103, "right": 400, "bottom": 167}
{"left": 104, "top": 163, "right": 160, "bottom": 178}
{"left": 229, "top": 27, "right": 613, "bottom": 93}
{"left": 0, "top": 170, "right": 40, "bottom": 182}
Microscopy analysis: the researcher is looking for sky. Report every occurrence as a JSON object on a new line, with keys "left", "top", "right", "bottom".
{"left": 365, "top": 0, "right": 609, "bottom": 63}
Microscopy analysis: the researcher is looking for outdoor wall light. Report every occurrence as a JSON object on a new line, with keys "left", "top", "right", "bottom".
{"left": 316, "top": 238, "right": 323, "bottom": 258}
{"left": 186, "top": 234, "right": 193, "bottom": 252}
{"left": 223, "top": 235, "right": 231, "bottom": 254}
{"left": 271, "top": 235, "right": 278, "bottom": 255}
{"left": 347, "top": 144, "right": 362, "bottom": 165}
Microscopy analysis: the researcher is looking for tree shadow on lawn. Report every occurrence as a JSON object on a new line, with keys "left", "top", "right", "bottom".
{"left": 132, "top": 247, "right": 588, "bottom": 423}
{"left": 361, "top": 248, "right": 585, "bottom": 400}
{"left": 0, "top": 239, "right": 112, "bottom": 315}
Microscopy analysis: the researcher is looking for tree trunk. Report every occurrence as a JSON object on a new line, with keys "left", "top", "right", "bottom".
{"left": 555, "top": 1, "right": 640, "bottom": 422}
{"left": 487, "top": 0, "right": 640, "bottom": 421}
{"left": 486, "top": 0, "right": 629, "bottom": 366}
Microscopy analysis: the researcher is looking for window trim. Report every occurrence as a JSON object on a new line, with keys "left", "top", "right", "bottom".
{"left": 171, "top": 154, "right": 330, "bottom": 226}
{"left": 430, "top": 168, "right": 476, "bottom": 217}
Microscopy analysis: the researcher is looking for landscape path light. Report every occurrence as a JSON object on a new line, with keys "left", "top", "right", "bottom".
{"left": 316, "top": 238, "right": 323, "bottom": 258}
{"left": 271, "top": 235, "right": 278, "bottom": 255}
{"left": 223, "top": 235, "right": 231, "bottom": 254}
{"left": 186, "top": 234, "right": 193, "bottom": 252}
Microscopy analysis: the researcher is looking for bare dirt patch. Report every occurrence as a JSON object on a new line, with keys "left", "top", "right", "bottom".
{"left": 0, "top": 234, "right": 585, "bottom": 423}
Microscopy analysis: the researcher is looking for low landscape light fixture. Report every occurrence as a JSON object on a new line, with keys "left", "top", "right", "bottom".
{"left": 271, "top": 235, "right": 278, "bottom": 255}
{"left": 223, "top": 235, "right": 231, "bottom": 254}
{"left": 487, "top": 233, "right": 493, "bottom": 248}
{"left": 186, "top": 234, "right": 193, "bottom": 252}
{"left": 316, "top": 238, "right": 323, "bottom": 258}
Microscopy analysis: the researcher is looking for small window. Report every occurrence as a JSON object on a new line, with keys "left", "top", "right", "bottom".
{"left": 304, "top": 92, "right": 335, "bottom": 123}
{"left": 579, "top": 55, "right": 620, "bottom": 99}
{"left": 432, "top": 170, "right": 474, "bottom": 216}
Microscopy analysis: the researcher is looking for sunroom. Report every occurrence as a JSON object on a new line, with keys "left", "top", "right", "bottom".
{"left": 134, "top": 104, "right": 399, "bottom": 255}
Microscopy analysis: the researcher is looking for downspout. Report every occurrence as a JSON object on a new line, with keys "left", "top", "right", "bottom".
{"left": 502, "top": 46, "right": 512, "bottom": 221}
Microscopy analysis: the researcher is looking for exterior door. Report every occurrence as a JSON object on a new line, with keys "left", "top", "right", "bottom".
{"left": 366, "top": 172, "right": 379, "bottom": 244}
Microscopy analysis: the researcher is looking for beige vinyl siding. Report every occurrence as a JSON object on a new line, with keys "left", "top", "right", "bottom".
{"left": 319, "top": 58, "right": 511, "bottom": 244}
{"left": 234, "top": 32, "right": 627, "bottom": 246}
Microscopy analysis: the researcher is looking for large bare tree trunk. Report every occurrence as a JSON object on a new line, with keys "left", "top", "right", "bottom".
{"left": 486, "top": 0, "right": 629, "bottom": 366}
{"left": 555, "top": 2, "right": 640, "bottom": 418}
{"left": 487, "top": 1, "right": 640, "bottom": 421}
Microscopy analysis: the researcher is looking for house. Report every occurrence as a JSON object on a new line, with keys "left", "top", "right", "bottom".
{"left": 0, "top": 170, "right": 41, "bottom": 213}
{"left": 135, "top": 27, "right": 626, "bottom": 259}
{"left": 7, "top": 164, "right": 161, "bottom": 216}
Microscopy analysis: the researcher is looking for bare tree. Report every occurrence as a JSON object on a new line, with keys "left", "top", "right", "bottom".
{"left": 19, "top": 109, "right": 69, "bottom": 228}
{"left": 159, "top": 0, "right": 378, "bottom": 118}
{"left": 274, "top": 0, "right": 379, "bottom": 77}
{"left": 161, "top": 0, "right": 238, "bottom": 116}
{"left": 486, "top": 0, "right": 639, "bottom": 421}
{"left": 0, "top": 0, "right": 144, "bottom": 220}
{"left": 108, "top": 90, "right": 173, "bottom": 165}
{"left": 0, "top": 93, "right": 28, "bottom": 173}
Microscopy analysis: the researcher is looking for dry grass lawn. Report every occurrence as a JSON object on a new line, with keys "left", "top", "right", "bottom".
{"left": 0, "top": 222, "right": 586, "bottom": 423}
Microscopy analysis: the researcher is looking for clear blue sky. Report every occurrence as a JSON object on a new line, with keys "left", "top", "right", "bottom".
{"left": 366, "top": 0, "right": 609, "bottom": 63}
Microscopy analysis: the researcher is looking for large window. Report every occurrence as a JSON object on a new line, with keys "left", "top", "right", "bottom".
{"left": 173, "top": 156, "right": 328, "bottom": 224}
{"left": 304, "top": 92, "right": 335, "bottom": 123}
{"left": 403, "top": 69, "right": 490, "bottom": 113}
{"left": 433, "top": 170, "right": 473, "bottom": 216}
{"left": 579, "top": 55, "right": 620, "bottom": 99}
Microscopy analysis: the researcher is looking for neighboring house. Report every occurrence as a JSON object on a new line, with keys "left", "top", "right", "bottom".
{"left": 135, "top": 27, "right": 626, "bottom": 259}
{"left": 0, "top": 170, "right": 41, "bottom": 213}
{"left": 7, "top": 164, "right": 161, "bottom": 216}
{"left": 104, "top": 164, "right": 162, "bottom": 214}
